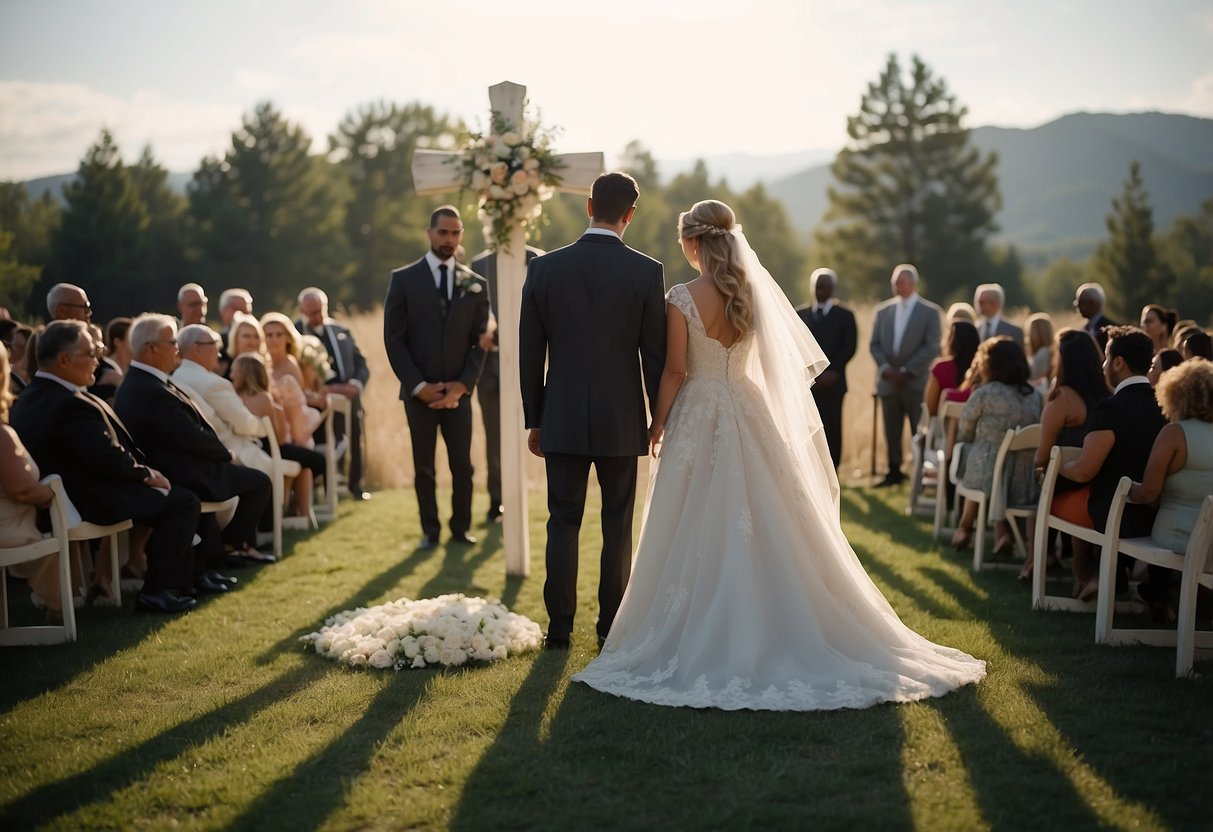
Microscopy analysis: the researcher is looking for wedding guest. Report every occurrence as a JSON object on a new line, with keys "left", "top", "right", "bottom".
{"left": 1025, "top": 313, "right": 1055, "bottom": 387}
{"left": 1074, "top": 282, "right": 1116, "bottom": 352}
{"left": 946, "top": 302, "right": 977, "bottom": 324}
{"left": 384, "top": 205, "right": 490, "bottom": 547}
{"left": 261, "top": 311, "right": 325, "bottom": 444}
{"left": 0, "top": 342, "right": 83, "bottom": 619}
{"left": 216, "top": 288, "right": 253, "bottom": 376}
{"left": 177, "top": 283, "right": 209, "bottom": 328}
{"left": 1180, "top": 329, "right": 1212, "bottom": 361}
{"left": 1139, "top": 304, "right": 1178, "bottom": 353}
{"left": 1059, "top": 327, "right": 1167, "bottom": 607}
{"left": 105, "top": 318, "right": 133, "bottom": 374}
{"left": 1171, "top": 320, "right": 1198, "bottom": 350}
{"left": 797, "top": 267, "right": 857, "bottom": 469}
{"left": 870, "top": 264, "right": 942, "bottom": 487}
{"left": 1032, "top": 329, "right": 1111, "bottom": 585}
{"left": 974, "top": 283, "right": 1024, "bottom": 347}
{"left": 8, "top": 324, "right": 32, "bottom": 396}
{"left": 46, "top": 283, "right": 91, "bottom": 323}
{"left": 925, "top": 320, "right": 979, "bottom": 417}
{"left": 469, "top": 246, "right": 543, "bottom": 517}
{"left": 950, "top": 339, "right": 1043, "bottom": 552}
{"left": 90, "top": 323, "right": 122, "bottom": 401}
{"left": 229, "top": 312, "right": 314, "bottom": 448}
{"left": 296, "top": 288, "right": 371, "bottom": 498}
{"left": 1149, "top": 349, "right": 1183, "bottom": 385}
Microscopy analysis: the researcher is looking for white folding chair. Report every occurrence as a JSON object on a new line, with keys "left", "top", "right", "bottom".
{"left": 987, "top": 424, "right": 1042, "bottom": 566}
{"left": 0, "top": 475, "right": 77, "bottom": 644}
{"left": 932, "top": 400, "right": 966, "bottom": 541}
{"left": 314, "top": 394, "right": 351, "bottom": 522}
{"left": 67, "top": 498, "right": 132, "bottom": 608}
{"left": 1095, "top": 479, "right": 1213, "bottom": 677}
{"left": 908, "top": 412, "right": 938, "bottom": 518}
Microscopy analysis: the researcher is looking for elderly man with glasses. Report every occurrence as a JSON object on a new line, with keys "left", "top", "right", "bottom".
{"left": 46, "top": 283, "right": 92, "bottom": 322}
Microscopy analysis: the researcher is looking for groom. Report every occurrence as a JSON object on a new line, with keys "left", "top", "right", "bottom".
{"left": 520, "top": 172, "right": 667, "bottom": 650}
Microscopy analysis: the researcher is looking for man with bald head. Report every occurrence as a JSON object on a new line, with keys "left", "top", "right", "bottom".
{"left": 797, "top": 268, "right": 856, "bottom": 470}
{"left": 869, "top": 263, "right": 942, "bottom": 487}
{"left": 46, "top": 283, "right": 92, "bottom": 323}
{"left": 1074, "top": 282, "right": 1117, "bottom": 352}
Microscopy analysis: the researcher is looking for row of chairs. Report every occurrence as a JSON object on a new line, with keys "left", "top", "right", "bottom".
{"left": 1, "top": 394, "right": 354, "bottom": 646}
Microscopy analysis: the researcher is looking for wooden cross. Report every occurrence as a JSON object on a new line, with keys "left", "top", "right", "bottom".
{"left": 412, "top": 81, "right": 604, "bottom": 577}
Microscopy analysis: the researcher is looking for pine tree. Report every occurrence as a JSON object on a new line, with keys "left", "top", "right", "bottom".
{"left": 1095, "top": 161, "right": 1172, "bottom": 320}
{"left": 814, "top": 54, "right": 1002, "bottom": 301}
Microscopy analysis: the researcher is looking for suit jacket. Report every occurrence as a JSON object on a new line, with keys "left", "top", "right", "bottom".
{"left": 173, "top": 359, "right": 265, "bottom": 446}
{"left": 519, "top": 233, "right": 666, "bottom": 457}
{"left": 797, "top": 303, "right": 857, "bottom": 395}
{"left": 1087, "top": 381, "right": 1166, "bottom": 536}
{"left": 870, "top": 295, "right": 943, "bottom": 395}
{"left": 294, "top": 318, "right": 370, "bottom": 388}
{"left": 1086, "top": 313, "right": 1117, "bottom": 352}
{"left": 114, "top": 366, "right": 237, "bottom": 501}
{"left": 979, "top": 317, "right": 1025, "bottom": 348}
{"left": 470, "top": 246, "right": 544, "bottom": 394}
{"left": 383, "top": 258, "right": 490, "bottom": 399}
{"left": 9, "top": 376, "right": 159, "bottom": 526}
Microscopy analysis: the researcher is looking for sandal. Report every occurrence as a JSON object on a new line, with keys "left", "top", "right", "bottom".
{"left": 950, "top": 526, "right": 973, "bottom": 550}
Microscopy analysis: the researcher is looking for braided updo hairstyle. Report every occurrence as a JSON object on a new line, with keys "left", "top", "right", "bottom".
{"left": 677, "top": 200, "right": 753, "bottom": 339}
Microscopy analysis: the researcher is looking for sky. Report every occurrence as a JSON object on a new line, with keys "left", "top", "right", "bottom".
{"left": 1, "top": 0, "right": 1211, "bottom": 180}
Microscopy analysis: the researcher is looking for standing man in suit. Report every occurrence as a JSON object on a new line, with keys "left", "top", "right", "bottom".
{"left": 296, "top": 287, "right": 371, "bottom": 499}
{"left": 797, "top": 268, "right": 857, "bottom": 470}
{"left": 1075, "top": 282, "right": 1117, "bottom": 353}
{"left": 869, "top": 263, "right": 942, "bottom": 487}
{"left": 384, "top": 206, "right": 490, "bottom": 548}
{"left": 520, "top": 172, "right": 667, "bottom": 650}
{"left": 116, "top": 314, "right": 271, "bottom": 575}
{"left": 11, "top": 321, "right": 201, "bottom": 613}
{"left": 469, "top": 244, "right": 544, "bottom": 523}
{"left": 974, "top": 283, "right": 1024, "bottom": 348}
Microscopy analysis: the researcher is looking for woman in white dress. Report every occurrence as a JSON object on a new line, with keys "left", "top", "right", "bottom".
{"left": 573, "top": 200, "right": 986, "bottom": 711}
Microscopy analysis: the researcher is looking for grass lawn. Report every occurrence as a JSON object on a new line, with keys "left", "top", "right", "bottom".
{"left": 2, "top": 485, "right": 1211, "bottom": 831}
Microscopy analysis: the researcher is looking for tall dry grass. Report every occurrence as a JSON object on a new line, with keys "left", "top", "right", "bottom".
{"left": 348, "top": 303, "right": 1085, "bottom": 490}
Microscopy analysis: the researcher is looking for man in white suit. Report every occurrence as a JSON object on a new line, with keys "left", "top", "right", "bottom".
{"left": 869, "top": 264, "right": 942, "bottom": 487}
{"left": 974, "top": 283, "right": 1023, "bottom": 348}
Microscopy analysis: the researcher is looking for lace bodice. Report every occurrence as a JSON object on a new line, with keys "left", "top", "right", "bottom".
{"left": 667, "top": 283, "right": 753, "bottom": 382}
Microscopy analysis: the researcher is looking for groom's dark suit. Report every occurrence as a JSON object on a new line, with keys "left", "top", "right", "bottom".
{"left": 797, "top": 302, "right": 857, "bottom": 469}
{"left": 520, "top": 231, "right": 666, "bottom": 643}
{"left": 384, "top": 255, "right": 490, "bottom": 540}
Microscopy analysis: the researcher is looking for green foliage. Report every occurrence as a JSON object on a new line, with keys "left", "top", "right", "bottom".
{"left": 1094, "top": 161, "right": 1173, "bottom": 320}
{"left": 0, "top": 231, "right": 40, "bottom": 314}
{"left": 1157, "top": 197, "right": 1213, "bottom": 326}
{"left": 189, "top": 102, "right": 351, "bottom": 313}
{"left": 0, "top": 182, "right": 59, "bottom": 318}
{"left": 815, "top": 54, "right": 1003, "bottom": 302}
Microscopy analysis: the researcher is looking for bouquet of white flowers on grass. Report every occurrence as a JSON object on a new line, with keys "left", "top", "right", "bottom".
{"left": 456, "top": 109, "right": 563, "bottom": 252}
{"left": 301, "top": 594, "right": 544, "bottom": 670}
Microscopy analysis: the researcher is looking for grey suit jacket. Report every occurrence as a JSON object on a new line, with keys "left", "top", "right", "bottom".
{"left": 870, "top": 295, "right": 942, "bottom": 396}
{"left": 979, "top": 317, "right": 1024, "bottom": 349}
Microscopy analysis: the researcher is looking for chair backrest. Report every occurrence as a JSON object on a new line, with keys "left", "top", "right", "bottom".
{"left": 1185, "top": 495, "right": 1213, "bottom": 575}
{"left": 990, "top": 423, "right": 1042, "bottom": 518}
{"left": 1036, "top": 445, "right": 1081, "bottom": 520}
{"left": 938, "top": 399, "right": 965, "bottom": 425}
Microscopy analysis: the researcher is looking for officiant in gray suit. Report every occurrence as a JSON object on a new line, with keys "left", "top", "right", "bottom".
{"left": 869, "top": 263, "right": 942, "bottom": 487}
{"left": 469, "top": 244, "right": 544, "bottom": 524}
{"left": 974, "top": 283, "right": 1024, "bottom": 348}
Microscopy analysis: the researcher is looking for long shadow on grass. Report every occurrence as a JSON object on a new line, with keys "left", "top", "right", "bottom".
{"left": 253, "top": 540, "right": 445, "bottom": 665}
{"left": 415, "top": 524, "right": 502, "bottom": 600}
{"left": 854, "top": 542, "right": 972, "bottom": 622}
{"left": 0, "top": 662, "right": 323, "bottom": 828}
{"left": 225, "top": 673, "right": 432, "bottom": 832}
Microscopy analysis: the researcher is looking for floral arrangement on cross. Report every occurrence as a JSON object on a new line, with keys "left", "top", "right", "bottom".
{"left": 456, "top": 107, "right": 563, "bottom": 253}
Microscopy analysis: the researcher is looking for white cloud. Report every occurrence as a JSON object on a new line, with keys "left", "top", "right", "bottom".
{"left": 1174, "top": 73, "right": 1213, "bottom": 115}
{"left": 233, "top": 68, "right": 291, "bottom": 94}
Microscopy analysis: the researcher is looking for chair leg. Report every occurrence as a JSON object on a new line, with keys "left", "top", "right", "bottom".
{"left": 0, "top": 568, "right": 8, "bottom": 629}
{"left": 58, "top": 539, "right": 77, "bottom": 641}
{"left": 273, "top": 473, "right": 284, "bottom": 560}
{"left": 1094, "top": 541, "right": 1117, "bottom": 643}
{"left": 972, "top": 499, "right": 987, "bottom": 571}
{"left": 109, "top": 531, "right": 123, "bottom": 607}
{"left": 1175, "top": 572, "right": 1199, "bottom": 678}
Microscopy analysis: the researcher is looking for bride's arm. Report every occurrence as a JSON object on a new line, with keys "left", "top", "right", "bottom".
{"left": 648, "top": 303, "right": 689, "bottom": 457}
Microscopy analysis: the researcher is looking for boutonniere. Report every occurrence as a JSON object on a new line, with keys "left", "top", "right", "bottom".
{"left": 455, "top": 272, "right": 484, "bottom": 297}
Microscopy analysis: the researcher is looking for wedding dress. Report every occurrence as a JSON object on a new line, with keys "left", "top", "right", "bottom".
{"left": 573, "top": 237, "right": 986, "bottom": 711}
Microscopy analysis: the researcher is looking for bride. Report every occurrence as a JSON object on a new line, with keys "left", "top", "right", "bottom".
{"left": 573, "top": 200, "right": 986, "bottom": 710}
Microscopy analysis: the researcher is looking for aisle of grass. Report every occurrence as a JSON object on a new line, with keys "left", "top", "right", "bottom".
{"left": 2, "top": 486, "right": 1211, "bottom": 831}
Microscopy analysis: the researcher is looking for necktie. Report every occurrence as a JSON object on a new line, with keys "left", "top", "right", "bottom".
{"left": 437, "top": 264, "right": 450, "bottom": 316}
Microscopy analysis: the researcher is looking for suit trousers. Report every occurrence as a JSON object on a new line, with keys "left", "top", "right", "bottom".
{"left": 476, "top": 382, "right": 501, "bottom": 507}
{"left": 133, "top": 485, "right": 201, "bottom": 593}
{"left": 543, "top": 453, "right": 637, "bottom": 642}
{"left": 813, "top": 385, "right": 845, "bottom": 469}
{"left": 404, "top": 396, "right": 474, "bottom": 539}
{"left": 880, "top": 386, "right": 925, "bottom": 475}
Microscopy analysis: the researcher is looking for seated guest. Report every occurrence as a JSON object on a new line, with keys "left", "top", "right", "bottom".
{"left": 1140, "top": 304, "right": 1178, "bottom": 353}
{"left": 1171, "top": 321, "right": 1198, "bottom": 350}
{"left": 1059, "top": 327, "right": 1168, "bottom": 607}
{"left": 46, "top": 283, "right": 92, "bottom": 323}
{"left": 950, "top": 338, "right": 1044, "bottom": 552}
{"left": 216, "top": 288, "right": 253, "bottom": 377}
{"left": 1025, "top": 313, "right": 1055, "bottom": 388}
{"left": 925, "top": 320, "right": 979, "bottom": 416}
{"left": 261, "top": 311, "right": 327, "bottom": 433}
{"left": 1180, "top": 329, "right": 1212, "bottom": 361}
{"left": 104, "top": 318, "right": 132, "bottom": 376}
{"left": 177, "top": 283, "right": 209, "bottom": 327}
{"left": 115, "top": 314, "right": 272, "bottom": 569}
{"left": 10, "top": 320, "right": 202, "bottom": 613}
{"left": 230, "top": 312, "right": 320, "bottom": 448}
{"left": 8, "top": 324, "right": 32, "bottom": 396}
{"left": 229, "top": 352, "right": 325, "bottom": 517}
{"left": 974, "top": 283, "right": 1024, "bottom": 348}
{"left": 1129, "top": 359, "right": 1213, "bottom": 557}
{"left": 0, "top": 342, "right": 84, "bottom": 618}
{"left": 1149, "top": 349, "right": 1183, "bottom": 385}
{"left": 89, "top": 323, "right": 121, "bottom": 401}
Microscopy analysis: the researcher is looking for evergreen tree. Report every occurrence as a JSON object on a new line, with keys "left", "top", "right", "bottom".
{"left": 0, "top": 182, "right": 60, "bottom": 315}
{"left": 1158, "top": 197, "right": 1213, "bottom": 325}
{"left": 189, "top": 102, "right": 351, "bottom": 312}
{"left": 0, "top": 232, "right": 40, "bottom": 314}
{"left": 814, "top": 54, "right": 1002, "bottom": 301}
{"left": 1095, "top": 161, "right": 1172, "bottom": 320}
{"left": 130, "top": 145, "right": 188, "bottom": 305}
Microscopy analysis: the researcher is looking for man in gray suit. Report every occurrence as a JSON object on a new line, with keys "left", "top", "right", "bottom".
{"left": 974, "top": 283, "right": 1024, "bottom": 347}
{"left": 869, "top": 264, "right": 942, "bottom": 487}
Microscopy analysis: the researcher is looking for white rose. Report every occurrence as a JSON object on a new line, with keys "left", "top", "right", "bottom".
{"left": 511, "top": 181, "right": 530, "bottom": 197}
{"left": 523, "top": 158, "right": 540, "bottom": 172}
{"left": 475, "top": 153, "right": 492, "bottom": 169}
{"left": 411, "top": 655, "right": 426, "bottom": 669}
{"left": 369, "top": 649, "right": 394, "bottom": 669}
{"left": 423, "top": 645, "right": 441, "bottom": 664}
{"left": 501, "top": 131, "right": 521, "bottom": 146}
{"left": 470, "top": 634, "right": 490, "bottom": 653}
{"left": 490, "top": 162, "right": 509, "bottom": 185}
{"left": 492, "top": 645, "right": 508, "bottom": 660}
{"left": 494, "top": 141, "right": 513, "bottom": 159}
{"left": 516, "top": 146, "right": 531, "bottom": 160}
{"left": 510, "top": 169, "right": 529, "bottom": 187}
{"left": 439, "top": 647, "right": 458, "bottom": 665}
{"left": 349, "top": 653, "right": 368, "bottom": 667}
{"left": 467, "top": 282, "right": 483, "bottom": 294}
{"left": 447, "top": 649, "right": 468, "bottom": 666}
{"left": 402, "top": 637, "right": 419, "bottom": 659}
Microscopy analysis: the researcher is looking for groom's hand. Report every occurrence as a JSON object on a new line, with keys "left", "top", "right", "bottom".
{"left": 648, "top": 423, "right": 664, "bottom": 458}
{"left": 428, "top": 381, "right": 468, "bottom": 410}
{"left": 527, "top": 429, "right": 543, "bottom": 458}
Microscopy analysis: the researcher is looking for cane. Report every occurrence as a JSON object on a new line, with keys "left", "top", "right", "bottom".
{"left": 870, "top": 391, "right": 878, "bottom": 481}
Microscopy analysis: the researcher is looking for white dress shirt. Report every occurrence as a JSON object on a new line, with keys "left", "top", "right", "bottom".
{"left": 892, "top": 293, "right": 920, "bottom": 356}
{"left": 425, "top": 250, "right": 457, "bottom": 300}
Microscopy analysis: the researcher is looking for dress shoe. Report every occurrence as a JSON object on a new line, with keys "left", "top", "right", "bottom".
{"left": 874, "top": 473, "right": 906, "bottom": 489}
{"left": 485, "top": 505, "right": 503, "bottom": 524}
{"left": 134, "top": 590, "right": 198, "bottom": 614}
{"left": 193, "top": 574, "right": 234, "bottom": 595}
{"left": 204, "top": 570, "right": 238, "bottom": 588}
{"left": 350, "top": 490, "right": 371, "bottom": 501}
{"left": 417, "top": 535, "right": 440, "bottom": 550}
{"left": 450, "top": 532, "right": 478, "bottom": 545}
{"left": 543, "top": 635, "right": 570, "bottom": 650}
